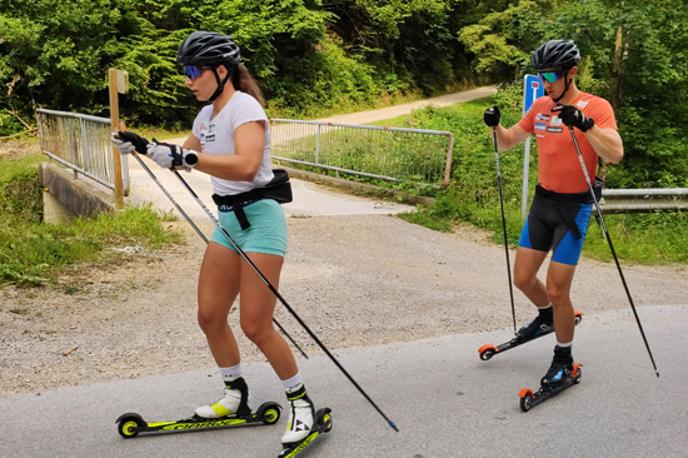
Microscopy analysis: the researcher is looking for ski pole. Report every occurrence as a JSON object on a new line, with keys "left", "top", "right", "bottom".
{"left": 491, "top": 130, "right": 517, "bottom": 334}
{"left": 129, "top": 151, "right": 309, "bottom": 360}
{"left": 171, "top": 169, "right": 399, "bottom": 431}
{"left": 567, "top": 127, "right": 660, "bottom": 378}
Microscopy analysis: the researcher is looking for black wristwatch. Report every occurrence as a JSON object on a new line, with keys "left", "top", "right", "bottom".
{"left": 184, "top": 151, "right": 198, "bottom": 167}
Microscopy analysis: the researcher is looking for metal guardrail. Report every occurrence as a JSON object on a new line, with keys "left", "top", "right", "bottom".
{"left": 270, "top": 118, "right": 454, "bottom": 187}
{"left": 35, "top": 108, "right": 128, "bottom": 192}
{"left": 601, "top": 188, "right": 688, "bottom": 213}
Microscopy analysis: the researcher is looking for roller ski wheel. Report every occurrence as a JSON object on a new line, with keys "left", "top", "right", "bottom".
{"left": 518, "top": 362, "right": 582, "bottom": 412}
{"left": 115, "top": 401, "right": 281, "bottom": 438}
{"left": 116, "top": 413, "right": 146, "bottom": 439}
{"left": 278, "top": 408, "right": 333, "bottom": 458}
{"left": 478, "top": 310, "right": 583, "bottom": 361}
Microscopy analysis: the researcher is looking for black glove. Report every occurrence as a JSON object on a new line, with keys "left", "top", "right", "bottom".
{"left": 483, "top": 106, "right": 501, "bottom": 127}
{"left": 113, "top": 131, "right": 150, "bottom": 155}
{"left": 558, "top": 105, "right": 594, "bottom": 132}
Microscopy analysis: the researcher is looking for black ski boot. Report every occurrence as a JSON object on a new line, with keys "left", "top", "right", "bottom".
{"left": 516, "top": 307, "right": 554, "bottom": 343}
{"left": 540, "top": 345, "right": 574, "bottom": 389}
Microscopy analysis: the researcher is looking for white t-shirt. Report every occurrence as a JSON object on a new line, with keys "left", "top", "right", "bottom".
{"left": 191, "top": 91, "right": 273, "bottom": 195}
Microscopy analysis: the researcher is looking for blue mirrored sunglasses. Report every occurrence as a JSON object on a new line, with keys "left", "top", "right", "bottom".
{"left": 183, "top": 65, "right": 204, "bottom": 80}
{"left": 538, "top": 70, "right": 562, "bottom": 84}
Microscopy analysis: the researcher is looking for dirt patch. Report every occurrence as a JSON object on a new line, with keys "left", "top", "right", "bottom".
{"left": 0, "top": 138, "right": 41, "bottom": 159}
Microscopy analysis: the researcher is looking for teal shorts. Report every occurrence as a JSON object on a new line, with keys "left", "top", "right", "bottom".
{"left": 211, "top": 199, "right": 288, "bottom": 257}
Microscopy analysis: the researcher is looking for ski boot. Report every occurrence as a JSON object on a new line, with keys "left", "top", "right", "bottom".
{"left": 518, "top": 346, "right": 582, "bottom": 412}
{"left": 278, "top": 385, "right": 332, "bottom": 457}
{"left": 116, "top": 377, "right": 281, "bottom": 438}
{"left": 195, "top": 376, "right": 250, "bottom": 419}
{"left": 516, "top": 312, "right": 554, "bottom": 343}
{"left": 540, "top": 346, "right": 575, "bottom": 388}
{"left": 478, "top": 309, "right": 582, "bottom": 361}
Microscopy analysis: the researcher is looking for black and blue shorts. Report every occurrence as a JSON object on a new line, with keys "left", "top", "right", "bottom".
{"left": 518, "top": 185, "right": 594, "bottom": 265}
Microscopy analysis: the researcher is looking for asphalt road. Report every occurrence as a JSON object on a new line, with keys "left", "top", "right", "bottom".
{"left": 1, "top": 305, "right": 686, "bottom": 458}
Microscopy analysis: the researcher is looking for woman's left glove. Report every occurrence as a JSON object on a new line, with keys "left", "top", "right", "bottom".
{"left": 146, "top": 141, "right": 199, "bottom": 170}
{"left": 111, "top": 131, "right": 150, "bottom": 155}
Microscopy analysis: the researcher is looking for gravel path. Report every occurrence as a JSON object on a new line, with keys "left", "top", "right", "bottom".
{"left": 2, "top": 215, "right": 686, "bottom": 397}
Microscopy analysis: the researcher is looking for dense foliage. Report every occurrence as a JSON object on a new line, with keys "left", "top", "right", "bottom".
{"left": 1, "top": 0, "right": 686, "bottom": 185}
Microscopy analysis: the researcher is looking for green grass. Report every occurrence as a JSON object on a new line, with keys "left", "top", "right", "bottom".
{"left": 393, "top": 86, "right": 688, "bottom": 265}
{"left": 0, "top": 152, "right": 182, "bottom": 287}
{"left": 584, "top": 212, "right": 688, "bottom": 264}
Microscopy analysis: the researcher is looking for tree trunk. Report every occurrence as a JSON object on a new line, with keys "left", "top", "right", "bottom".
{"left": 600, "top": 23, "right": 626, "bottom": 182}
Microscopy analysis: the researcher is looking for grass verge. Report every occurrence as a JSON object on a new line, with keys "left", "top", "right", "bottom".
{"left": 0, "top": 150, "right": 181, "bottom": 287}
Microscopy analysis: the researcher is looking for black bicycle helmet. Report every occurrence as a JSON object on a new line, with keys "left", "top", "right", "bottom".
{"left": 177, "top": 31, "right": 240, "bottom": 67}
{"left": 177, "top": 31, "right": 241, "bottom": 102}
{"left": 532, "top": 39, "right": 580, "bottom": 71}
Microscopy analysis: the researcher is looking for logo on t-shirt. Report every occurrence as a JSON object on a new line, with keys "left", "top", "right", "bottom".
{"left": 534, "top": 122, "right": 547, "bottom": 131}
{"left": 536, "top": 114, "right": 550, "bottom": 122}
{"left": 205, "top": 134, "right": 215, "bottom": 143}
{"left": 550, "top": 116, "right": 563, "bottom": 127}
{"left": 576, "top": 100, "right": 589, "bottom": 109}
{"left": 547, "top": 126, "right": 563, "bottom": 133}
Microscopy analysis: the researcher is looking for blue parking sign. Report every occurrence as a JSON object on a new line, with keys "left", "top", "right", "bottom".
{"left": 523, "top": 74, "right": 545, "bottom": 114}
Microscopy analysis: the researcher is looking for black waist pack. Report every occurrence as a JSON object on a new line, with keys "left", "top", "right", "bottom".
{"left": 212, "top": 169, "right": 293, "bottom": 230}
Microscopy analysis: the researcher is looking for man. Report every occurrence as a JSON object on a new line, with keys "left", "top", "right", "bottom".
{"left": 483, "top": 39, "right": 623, "bottom": 386}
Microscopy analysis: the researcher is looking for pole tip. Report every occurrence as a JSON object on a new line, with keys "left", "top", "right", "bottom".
{"left": 655, "top": 370, "right": 660, "bottom": 378}
{"left": 388, "top": 420, "right": 399, "bottom": 432}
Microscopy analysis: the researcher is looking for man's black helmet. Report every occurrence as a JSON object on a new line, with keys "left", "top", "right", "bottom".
{"left": 532, "top": 39, "right": 580, "bottom": 70}
{"left": 177, "top": 31, "right": 240, "bottom": 67}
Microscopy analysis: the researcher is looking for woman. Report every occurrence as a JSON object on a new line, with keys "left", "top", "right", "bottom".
{"left": 112, "top": 30, "right": 316, "bottom": 450}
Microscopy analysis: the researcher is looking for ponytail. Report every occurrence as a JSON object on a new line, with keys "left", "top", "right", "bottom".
{"left": 230, "top": 63, "right": 265, "bottom": 107}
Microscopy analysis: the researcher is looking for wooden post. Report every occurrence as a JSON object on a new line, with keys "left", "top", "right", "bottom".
{"left": 108, "top": 68, "right": 128, "bottom": 209}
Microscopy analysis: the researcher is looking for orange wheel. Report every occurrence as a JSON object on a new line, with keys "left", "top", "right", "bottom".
{"left": 478, "top": 344, "right": 497, "bottom": 361}
{"left": 518, "top": 387, "right": 533, "bottom": 399}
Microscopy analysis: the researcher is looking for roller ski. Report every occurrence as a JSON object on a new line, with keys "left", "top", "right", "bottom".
{"left": 278, "top": 385, "right": 333, "bottom": 458}
{"left": 518, "top": 346, "right": 582, "bottom": 412}
{"left": 116, "top": 377, "right": 281, "bottom": 438}
{"left": 478, "top": 309, "right": 582, "bottom": 361}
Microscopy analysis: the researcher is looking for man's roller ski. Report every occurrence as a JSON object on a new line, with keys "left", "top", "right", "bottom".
{"left": 478, "top": 310, "right": 583, "bottom": 361}
{"left": 518, "top": 345, "right": 583, "bottom": 412}
{"left": 116, "top": 377, "right": 281, "bottom": 438}
{"left": 278, "top": 384, "right": 333, "bottom": 457}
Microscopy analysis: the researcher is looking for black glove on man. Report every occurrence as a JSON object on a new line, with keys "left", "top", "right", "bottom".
{"left": 558, "top": 105, "right": 594, "bottom": 132}
{"left": 483, "top": 106, "right": 500, "bottom": 128}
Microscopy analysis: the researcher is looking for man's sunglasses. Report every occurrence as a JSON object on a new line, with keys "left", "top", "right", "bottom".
{"left": 183, "top": 65, "right": 204, "bottom": 80}
{"left": 538, "top": 70, "right": 563, "bottom": 84}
